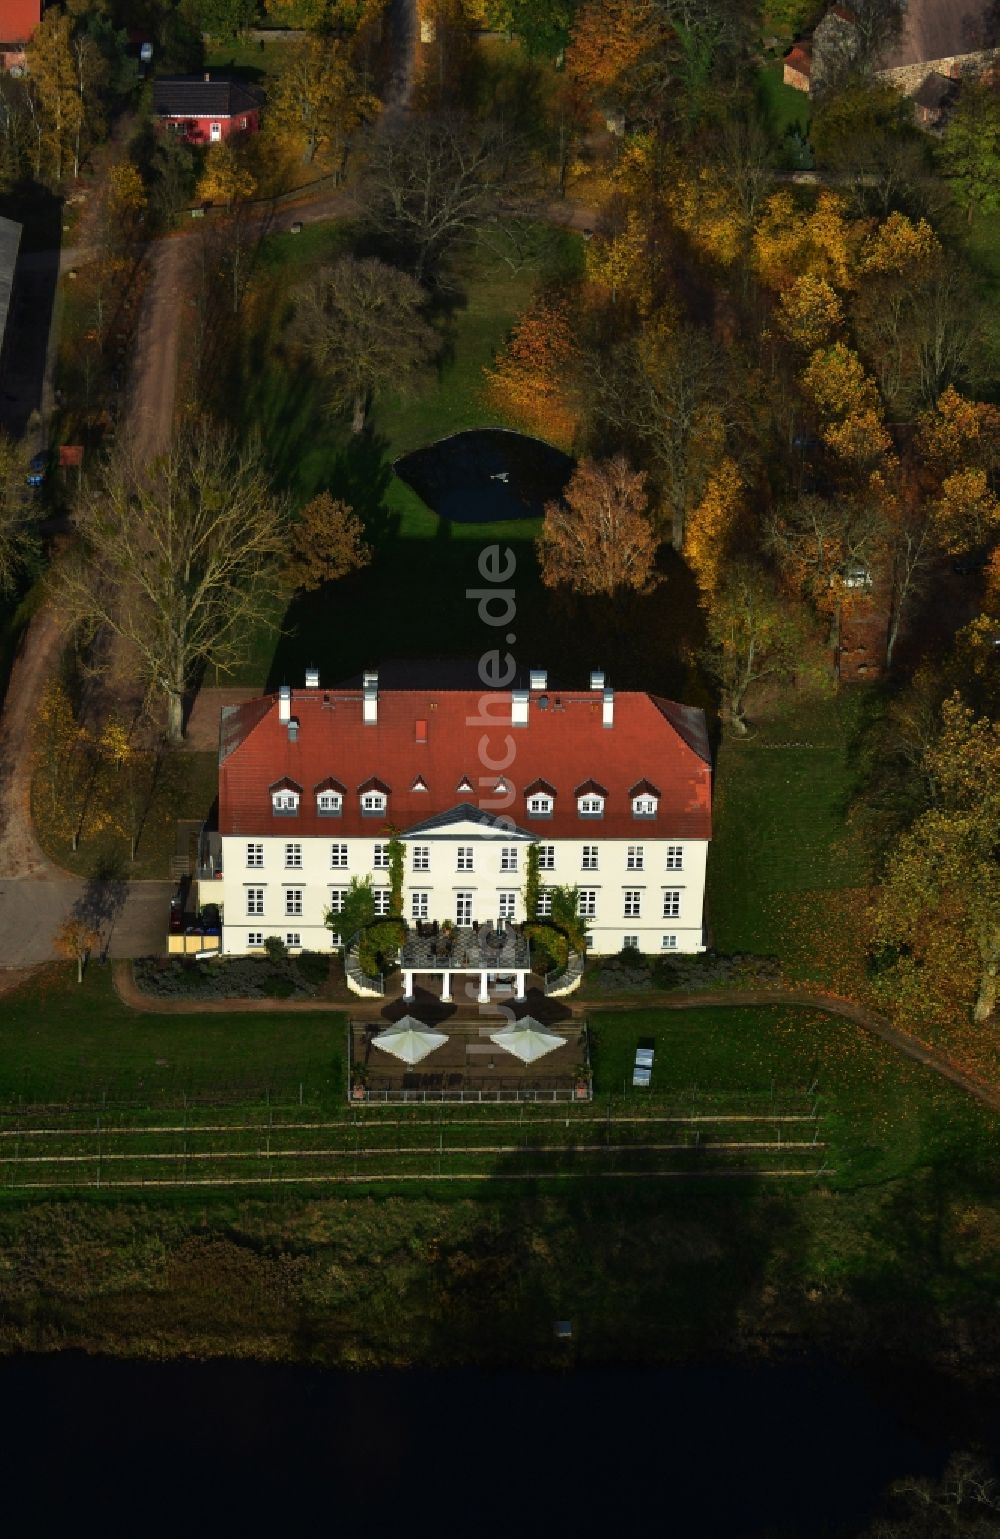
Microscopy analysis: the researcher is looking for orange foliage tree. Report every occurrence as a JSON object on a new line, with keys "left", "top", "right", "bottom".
{"left": 536, "top": 455, "right": 657, "bottom": 596}
{"left": 483, "top": 301, "right": 580, "bottom": 447}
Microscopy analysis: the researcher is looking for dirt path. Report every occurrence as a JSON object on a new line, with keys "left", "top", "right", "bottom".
{"left": 112, "top": 965, "right": 1000, "bottom": 1113}
{"left": 128, "top": 236, "right": 195, "bottom": 461}
{"left": 0, "top": 605, "right": 67, "bottom": 880}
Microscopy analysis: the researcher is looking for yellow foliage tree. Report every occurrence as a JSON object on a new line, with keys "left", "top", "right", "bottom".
{"left": 108, "top": 161, "right": 146, "bottom": 216}
{"left": 585, "top": 208, "right": 654, "bottom": 313}
{"left": 483, "top": 301, "right": 580, "bottom": 447}
{"left": 54, "top": 916, "right": 101, "bottom": 983}
{"left": 775, "top": 273, "right": 844, "bottom": 352}
{"left": 564, "top": 0, "right": 659, "bottom": 108}
{"left": 683, "top": 457, "right": 743, "bottom": 601}
{"left": 930, "top": 468, "right": 1000, "bottom": 555}
{"left": 268, "top": 36, "right": 379, "bottom": 165}
{"left": 666, "top": 167, "right": 745, "bottom": 270}
{"left": 752, "top": 190, "right": 857, "bottom": 293}
{"left": 858, "top": 211, "right": 940, "bottom": 277}
{"left": 196, "top": 142, "right": 257, "bottom": 206}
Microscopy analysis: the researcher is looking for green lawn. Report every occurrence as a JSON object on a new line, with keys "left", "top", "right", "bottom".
{"left": 707, "top": 689, "right": 875, "bottom": 970}
{"left": 963, "top": 209, "right": 1000, "bottom": 397}
{"left": 756, "top": 60, "right": 811, "bottom": 148}
{"left": 0, "top": 966, "right": 345, "bottom": 1107}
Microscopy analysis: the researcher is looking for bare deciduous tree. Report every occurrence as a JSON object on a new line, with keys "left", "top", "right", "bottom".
{"left": 0, "top": 431, "right": 38, "bottom": 595}
{"left": 291, "top": 256, "right": 438, "bottom": 433}
{"left": 57, "top": 423, "right": 287, "bottom": 745}
{"left": 537, "top": 455, "right": 658, "bottom": 596}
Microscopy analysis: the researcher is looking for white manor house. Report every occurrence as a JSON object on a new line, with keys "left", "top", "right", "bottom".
{"left": 202, "top": 665, "right": 712, "bottom": 979}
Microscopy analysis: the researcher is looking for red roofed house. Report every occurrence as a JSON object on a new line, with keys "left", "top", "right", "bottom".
{"left": 203, "top": 666, "right": 712, "bottom": 993}
{"left": 152, "top": 73, "right": 263, "bottom": 145}
{"left": 1, "top": 0, "right": 41, "bottom": 73}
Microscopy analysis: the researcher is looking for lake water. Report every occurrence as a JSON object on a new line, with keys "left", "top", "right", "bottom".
{"left": 1, "top": 1353, "right": 993, "bottom": 1535}
{"left": 394, "top": 428, "right": 574, "bottom": 523}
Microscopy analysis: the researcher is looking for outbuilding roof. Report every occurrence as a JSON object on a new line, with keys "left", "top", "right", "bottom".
{"left": 218, "top": 678, "right": 713, "bottom": 841}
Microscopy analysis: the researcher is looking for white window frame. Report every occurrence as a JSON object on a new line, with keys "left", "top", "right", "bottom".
{"left": 412, "top": 845, "right": 430, "bottom": 871}
{"left": 578, "top": 795, "right": 605, "bottom": 817}
{"left": 247, "top": 931, "right": 264, "bottom": 947}
{"left": 361, "top": 791, "right": 387, "bottom": 814}
{"left": 500, "top": 847, "right": 518, "bottom": 872}
{"left": 623, "top": 934, "right": 639, "bottom": 950}
{"left": 537, "top": 845, "right": 555, "bottom": 870}
{"left": 317, "top": 790, "right": 342, "bottom": 814}
{"left": 498, "top": 891, "right": 517, "bottom": 921}
{"left": 624, "top": 890, "right": 642, "bottom": 919}
{"left": 666, "top": 846, "right": 684, "bottom": 870}
{"left": 373, "top": 844, "right": 390, "bottom": 869}
{"left": 209, "top": 121, "right": 222, "bottom": 141}
{"left": 627, "top": 845, "right": 644, "bottom": 870}
{"left": 330, "top": 844, "right": 348, "bottom": 869}
{"left": 661, "top": 934, "right": 678, "bottom": 950}
{"left": 456, "top": 846, "right": 474, "bottom": 872}
{"left": 246, "top": 843, "right": 263, "bottom": 868}
{"left": 327, "top": 888, "right": 347, "bottom": 915}
{"left": 581, "top": 845, "right": 598, "bottom": 871}
{"left": 536, "top": 890, "right": 552, "bottom": 917}
{"left": 285, "top": 888, "right": 303, "bottom": 917}
{"left": 579, "top": 889, "right": 597, "bottom": 918}
{"left": 411, "top": 890, "right": 429, "bottom": 920}
{"left": 272, "top": 790, "right": 298, "bottom": 813}
{"left": 662, "top": 890, "right": 681, "bottom": 919}
{"left": 285, "top": 932, "right": 301, "bottom": 948}
{"left": 455, "top": 890, "right": 473, "bottom": 926}
{"left": 528, "top": 794, "right": 553, "bottom": 816}
{"left": 373, "top": 889, "right": 392, "bottom": 917}
{"left": 246, "top": 887, "right": 265, "bottom": 916}
{"left": 284, "top": 843, "right": 302, "bottom": 869}
{"left": 633, "top": 795, "right": 658, "bottom": 817}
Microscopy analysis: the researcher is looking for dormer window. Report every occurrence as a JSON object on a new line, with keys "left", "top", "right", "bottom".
{"left": 358, "top": 777, "right": 390, "bottom": 815}
{"left": 525, "top": 778, "right": 556, "bottom": 818}
{"left": 314, "top": 777, "right": 345, "bottom": 816}
{"left": 270, "top": 778, "right": 302, "bottom": 815}
{"left": 456, "top": 775, "right": 474, "bottom": 794}
{"left": 630, "top": 779, "right": 661, "bottom": 818}
{"left": 575, "top": 780, "right": 608, "bottom": 818}
{"left": 411, "top": 775, "right": 428, "bottom": 792}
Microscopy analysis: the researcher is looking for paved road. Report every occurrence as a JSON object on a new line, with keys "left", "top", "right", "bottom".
{"left": 0, "top": 879, "right": 172, "bottom": 964}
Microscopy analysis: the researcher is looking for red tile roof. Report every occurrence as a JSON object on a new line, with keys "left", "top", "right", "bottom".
{"left": 0, "top": 0, "right": 40, "bottom": 44}
{"left": 219, "top": 684, "right": 712, "bottom": 841}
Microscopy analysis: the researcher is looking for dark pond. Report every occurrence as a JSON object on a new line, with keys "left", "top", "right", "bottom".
{"left": 2, "top": 1354, "right": 995, "bottom": 1535}
{"left": 394, "top": 428, "right": 574, "bottom": 523}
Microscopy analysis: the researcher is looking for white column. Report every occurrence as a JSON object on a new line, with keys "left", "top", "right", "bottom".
{"left": 441, "top": 970, "right": 451, "bottom": 1002}
{"left": 403, "top": 970, "right": 414, "bottom": 1001}
{"left": 478, "top": 970, "right": 489, "bottom": 1004}
{"left": 514, "top": 971, "right": 527, "bottom": 1000}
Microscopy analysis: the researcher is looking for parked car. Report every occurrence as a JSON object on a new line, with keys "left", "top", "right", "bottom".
{"left": 25, "top": 452, "right": 47, "bottom": 489}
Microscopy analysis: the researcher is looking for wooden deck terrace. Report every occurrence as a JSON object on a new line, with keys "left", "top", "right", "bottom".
{"left": 351, "top": 1019, "right": 592, "bottom": 1103}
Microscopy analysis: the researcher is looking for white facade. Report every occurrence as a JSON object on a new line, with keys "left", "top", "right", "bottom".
{"left": 210, "top": 816, "right": 707, "bottom": 958}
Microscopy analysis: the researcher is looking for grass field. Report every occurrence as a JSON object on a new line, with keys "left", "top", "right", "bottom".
{"left": 707, "top": 688, "right": 875, "bottom": 973}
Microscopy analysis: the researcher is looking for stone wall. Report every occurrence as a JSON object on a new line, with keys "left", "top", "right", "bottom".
{"left": 877, "top": 46, "right": 1000, "bottom": 95}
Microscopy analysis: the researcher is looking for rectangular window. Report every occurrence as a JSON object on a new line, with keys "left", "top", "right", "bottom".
{"left": 328, "top": 888, "right": 346, "bottom": 914}
{"left": 579, "top": 889, "right": 597, "bottom": 918}
{"left": 456, "top": 890, "right": 472, "bottom": 925}
{"left": 286, "top": 932, "right": 301, "bottom": 948}
{"left": 500, "top": 847, "right": 518, "bottom": 872}
{"left": 661, "top": 934, "right": 678, "bottom": 949}
{"left": 666, "top": 846, "right": 684, "bottom": 870}
{"left": 537, "top": 891, "right": 552, "bottom": 917}
{"left": 412, "top": 845, "right": 430, "bottom": 871}
{"left": 373, "top": 889, "right": 392, "bottom": 917}
{"left": 246, "top": 887, "right": 264, "bottom": 916}
{"left": 623, "top": 934, "right": 638, "bottom": 950}
{"left": 537, "top": 845, "right": 555, "bottom": 870}
{"left": 623, "top": 890, "right": 641, "bottom": 918}
{"left": 330, "top": 843, "right": 348, "bottom": 868}
{"left": 581, "top": 845, "right": 598, "bottom": 871}
{"left": 246, "top": 843, "right": 263, "bottom": 868}
{"left": 498, "top": 891, "right": 516, "bottom": 921}
{"left": 411, "top": 891, "right": 429, "bottom": 920}
{"left": 285, "top": 843, "right": 302, "bottom": 868}
{"left": 662, "top": 890, "right": 681, "bottom": 919}
{"left": 285, "top": 888, "right": 303, "bottom": 917}
{"left": 247, "top": 931, "right": 264, "bottom": 947}
{"left": 456, "top": 846, "right": 473, "bottom": 871}
{"left": 627, "top": 845, "right": 644, "bottom": 871}
{"left": 373, "top": 844, "right": 390, "bottom": 869}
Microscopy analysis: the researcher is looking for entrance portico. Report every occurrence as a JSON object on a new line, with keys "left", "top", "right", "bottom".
{"left": 400, "top": 926, "right": 530, "bottom": 1005}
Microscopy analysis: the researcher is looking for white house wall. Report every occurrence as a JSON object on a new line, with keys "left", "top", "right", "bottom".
{"left": 209, "top": 831, "right": 708, "bottom": 957}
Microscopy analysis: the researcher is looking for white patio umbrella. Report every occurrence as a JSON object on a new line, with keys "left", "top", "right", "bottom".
{"left": 372, "top": 1017, "right": 448, "bottom": 1065}
{"left": 489, "top": 1017, "right": 566, "bottom": 1064}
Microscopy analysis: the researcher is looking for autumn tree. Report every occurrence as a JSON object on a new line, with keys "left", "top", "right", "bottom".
{"left": 284, "top": 494, "right": 372, "bottom": 592}
{"left": 0, "top": 431, "right": 38, "bottom": 595}
{"left": 483, "top": 299, "right": 580, "bottom": 447}
{"left": 97, "top": 717, "right": 157, "bottom": 862}
{"left": 683, "top": 456, "right": 743, "bottom": 601}
{"left": 54, "top": 915, "right": 100, "bottom": 982}
{"left": 26, "top": 7, "right": 82, "bottom": 183}
{"left": 291, "top": 257, "right": 438, "bottom": 434}
{"left": 536, "top": 455, "right": 657, "bottom": 596}
{"left": 32, "top": 680, "right": 107, "bottom": 853}
{"left": 766, "top": 491, "right": 884, "bottom": 651}
{"left": 702, "top": 563, "right": 806, "bottom": 736}
{"left": 915, "top": 387, "right": 1000, "bottom": 554}
{"left": 871, "top": 694, "right": 1000, "bottom": 1026}
{"left": 57, "top": 423, "right": 288, "bottom": 745}
{"left": 196, "top": 140, "right": 256, "bottom": 206}
{"left": 269, "top": 35, "right": 378, "bottom": 165}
